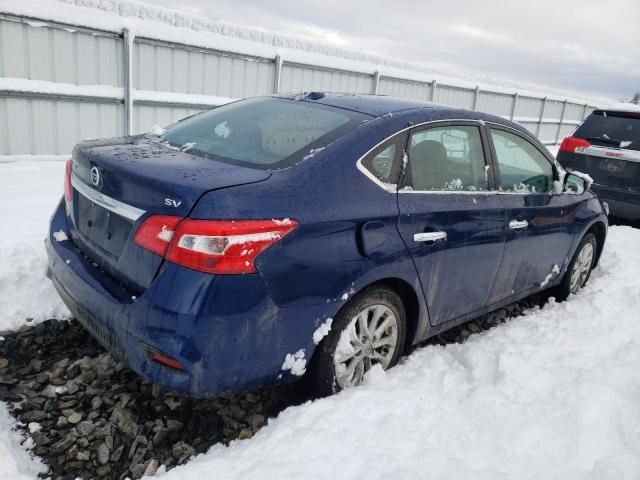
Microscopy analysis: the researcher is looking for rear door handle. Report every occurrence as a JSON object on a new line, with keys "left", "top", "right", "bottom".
{"left": 509, "top": 219, "right": 529, "bottom": 230}
{"left": 413, "top": 231, "right": 447, "bottom": 243}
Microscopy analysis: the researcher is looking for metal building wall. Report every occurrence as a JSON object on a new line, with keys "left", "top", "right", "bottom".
{"left": 0, "top": 12, "right": 601, "bottom": 156}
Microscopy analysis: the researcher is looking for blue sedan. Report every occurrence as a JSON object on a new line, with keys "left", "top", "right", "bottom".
{"left": 46, "top": 93, "right": 608, "bottom": 397}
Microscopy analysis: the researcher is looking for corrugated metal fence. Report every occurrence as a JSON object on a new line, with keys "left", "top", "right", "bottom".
{"left": 0, "top": 12, "right": 599, "bottom": 156}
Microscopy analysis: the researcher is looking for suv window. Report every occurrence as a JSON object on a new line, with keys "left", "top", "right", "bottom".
{"left": 574, "top": 111, "right": 640, "bottom": 151}
{"left": 157, "top": 97, "right": 371, "bottom": 170}
{"left": 405, "top": 125, "right": 488, "bottom": 191}
{"left": 490, "top": 129, "right": 554, "bottom": 193}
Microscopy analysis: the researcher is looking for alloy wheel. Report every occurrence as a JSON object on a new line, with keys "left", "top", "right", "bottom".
{"left": 569, "top": 242, "right": 594, "bottom": 294}
{"left": 333, "top": 304, "right": 399, "bottom": 389}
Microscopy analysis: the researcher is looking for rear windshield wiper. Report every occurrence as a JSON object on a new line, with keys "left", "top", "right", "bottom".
{"left": 585, "top": 136, "right": 625, "bottom": 147}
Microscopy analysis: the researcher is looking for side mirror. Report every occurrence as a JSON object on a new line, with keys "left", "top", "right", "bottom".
{"left": 564, "top": 172, "right": 590, "bottom": 195}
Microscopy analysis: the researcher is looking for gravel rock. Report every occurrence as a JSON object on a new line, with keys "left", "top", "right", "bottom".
{"left": 67, "top": 411, "right": 82, "bottom": 424}
{"left": 76, "top": 420, "right": 95, "bottom": 436}
{"left": 21, "top": 409, "right": 47, "bottom": 423}
{"left": 246, "top": 413, "right": 266, "bottom": 430}
{"left": 2, "top": 305, "right": 546, "bottom": 479}
{"left": 97, "top": 442, "right": 110, "bottom": 465}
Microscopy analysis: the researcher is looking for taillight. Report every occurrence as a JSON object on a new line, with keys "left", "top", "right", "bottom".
{"left": 133, "top": 215, "right": 182, "bottom": 256}
{"left": 64, "top": 158, "right": 73, "bottom": 203}
{"left": 135, "top": 216, "right": 298, "bottom": 275}
{"left": 559, "top": 137, "right": 591, "bottom": 154}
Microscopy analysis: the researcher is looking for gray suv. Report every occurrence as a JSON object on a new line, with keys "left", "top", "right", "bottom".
{"left": 557, "top": 104, "right": 640, "bottom": 220}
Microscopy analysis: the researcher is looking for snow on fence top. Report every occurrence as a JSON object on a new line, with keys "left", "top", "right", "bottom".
{"left": 4, "top": 0, "right": 612, "bottom": 105}
{"left": 0, "top": 0, "right": 617, "bottom": 155}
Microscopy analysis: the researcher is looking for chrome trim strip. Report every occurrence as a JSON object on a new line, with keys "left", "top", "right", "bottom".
{"left": 583, "top": 145, "right": 640, "bottom": 163}
{"left": 71, "top": 173, "right": 146, "bottom": 222}
{"left": 355, "top": 117, "right": 559, "bottom": 196}
{"left": 355, "top": 118, "right": 478, "bottom": 193}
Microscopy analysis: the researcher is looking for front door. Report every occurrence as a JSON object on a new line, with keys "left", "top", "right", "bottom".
{"left": 396, "top": 122, "right": 505, "bottom": 326}
{"left": 486, "top": 127, "right": 574, "bottom": 301}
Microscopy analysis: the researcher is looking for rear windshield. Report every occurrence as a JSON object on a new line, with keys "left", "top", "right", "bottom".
{"left": 574, "top": 111, "right": 640, "bottom": 151}
{"left": 155, "top": 97, "right": 370, "bottom": 169}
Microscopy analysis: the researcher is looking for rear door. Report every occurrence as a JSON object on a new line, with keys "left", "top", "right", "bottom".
{"left": 396, "top": 121, "right": 505, "bottom": 326}
{"left": 486, "top": 126, "right": 573, "bottom": 301}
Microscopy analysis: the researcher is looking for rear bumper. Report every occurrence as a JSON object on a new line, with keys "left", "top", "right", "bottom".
{"left": 46, "top": 199, "right": 327, "bottom": 397}
{"left": 591, "top": 184, "right": 640, "bottom": 220}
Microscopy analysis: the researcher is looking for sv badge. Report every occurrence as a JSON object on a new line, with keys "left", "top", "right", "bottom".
{"left": 164, "top": 198, "right": 182, "bottom": 208}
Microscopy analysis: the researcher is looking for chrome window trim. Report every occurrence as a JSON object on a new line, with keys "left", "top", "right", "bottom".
{"left": 71, "top": 173, "right": 146, "bottom": 222}
{"left": 356, "top": 118, "right": 482, "bottom": 193}
{"left": 484, "top": 121, "right": 556, "bottom": 164}
{"left": 485, "top": 122, "right": 559, "bottom": 195}
{"left": 357, "top": 118, "right": 560, "bottom": 196}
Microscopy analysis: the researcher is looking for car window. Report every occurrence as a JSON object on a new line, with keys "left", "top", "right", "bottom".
{"left": 157, "top": 97, "right": 371, "bottom": 170}
{"left": 405, "top": 125, "right": 488, "bottom": 191}
{"left": 361, "top": 135, "right": 406, "bottom": 186}
{"left": 574, "top": 111, "right": 640, "bottom": 151}
{"left": 490, "top": 129, "right": 554, "bottom": 193}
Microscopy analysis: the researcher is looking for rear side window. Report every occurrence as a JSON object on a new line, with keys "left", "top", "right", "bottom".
{"left": 157, "top": 97, "right": 370, "bottom": 169}
{"left": 574, "top": 111, "right": 640, "bottom": 151}
{"left": 490, "top": 129, "right": 553, "bottom": 193}
{"left": 360, "top": 134, "right": 407, "bottom": 186}
{"left": 405, "top": 125, "right": 488, "bottom": 191}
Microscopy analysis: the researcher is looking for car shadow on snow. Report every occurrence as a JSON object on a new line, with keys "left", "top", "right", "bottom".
{"left": 0, "top": 291, "right": 552, "bottom": 480}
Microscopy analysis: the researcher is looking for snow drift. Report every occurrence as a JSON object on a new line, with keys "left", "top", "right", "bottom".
{"left": 155, "top": 226, "right": 640, "bottom": 480}
{"left": 1, "top": 159, "right": 639, "bottom": 479}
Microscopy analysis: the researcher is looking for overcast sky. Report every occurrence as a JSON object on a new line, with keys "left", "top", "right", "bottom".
{"left": 145, "top": 0, "right": 638, "bottom": 100}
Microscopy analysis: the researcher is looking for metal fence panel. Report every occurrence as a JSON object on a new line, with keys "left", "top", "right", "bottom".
{"left": 0, "top": 13, "right": 604, "bottom": 155}
{"left": 564, "top": 103, "right": 586, "bottom": 121}
{"left": 377, "top": 78, "right": 432, "bottom": 100}
{"left": 476, "top": 91, "right": 514, "bottom": 117}
{"left": 0, "top": 17, "right": 123, "bottom": 87}
{"left": 538, "top": 123, "right": 560, "bottom": 144}
{"left": 0, "top": 96, "right": 124, "bottom": 154}
{"left": 515, "top": 96, "right": 544, "bottom": 119}
{"left": 133, "top": 39, "right": 275, "bottom": 97}
{"left": 280, "top": 64, "right": 373, "bottom": 94}
{"left": 435, "top": 85, "right": 475, "bottom": 109}
{"left": 133, "top": 104, "right": 203, "bottom": 135}
{"left": 544, "top": 99, "right": 564, "bottom": 120}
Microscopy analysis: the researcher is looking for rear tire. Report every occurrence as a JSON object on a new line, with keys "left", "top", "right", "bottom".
{"left": 305, "top": 286, "right": 407, "bottom": 397}
{"left": 553, "top": 233, "right": 597, "bottom": 301}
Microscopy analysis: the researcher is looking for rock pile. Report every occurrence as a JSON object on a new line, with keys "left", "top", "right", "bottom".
{"left": 0, "top": 319, "right": 289, "bottom": 479}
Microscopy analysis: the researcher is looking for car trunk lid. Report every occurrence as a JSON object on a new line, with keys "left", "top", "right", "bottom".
{"left": 67, "top": 136, "right": 271, "bottom": 292}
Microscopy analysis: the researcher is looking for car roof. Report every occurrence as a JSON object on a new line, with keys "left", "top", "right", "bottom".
{"left": 275, "top": 92, "right": 444, "bottom": 117}
{"left": 274, "top": 92, "right": 538, "bottom": 145}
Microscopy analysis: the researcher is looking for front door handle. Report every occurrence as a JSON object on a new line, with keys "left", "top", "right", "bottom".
{"left": 414, "top": 231, "right": 447, "bottom": 243}
{"left": 509, "top": 219, "right": 529, "bottom": 230}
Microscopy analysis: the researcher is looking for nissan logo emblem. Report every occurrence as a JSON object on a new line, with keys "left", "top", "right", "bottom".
{"left": 90, "top": 166, "right": 100, "bottom": 187}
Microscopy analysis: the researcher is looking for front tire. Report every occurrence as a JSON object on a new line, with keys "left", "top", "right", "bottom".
{"left": 305, "top": 286, "right": 407, "bottom": 397}
{"left": 554, "top": 233, "right": 597, "bottom": 301}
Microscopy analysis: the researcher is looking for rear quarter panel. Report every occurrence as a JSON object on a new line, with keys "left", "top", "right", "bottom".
{"left": 190, "top": 116, "right": 429, "bottom": 340}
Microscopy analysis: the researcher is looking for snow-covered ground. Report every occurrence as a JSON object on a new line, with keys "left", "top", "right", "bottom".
{"left": 1, "top": 157, "right": 639, "bottom": 479}
{"left": 0, "top": 404, "right": 47, "bottom": 480}
{"left": 0, "top": 160, "right": 70, "bottom": 330}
